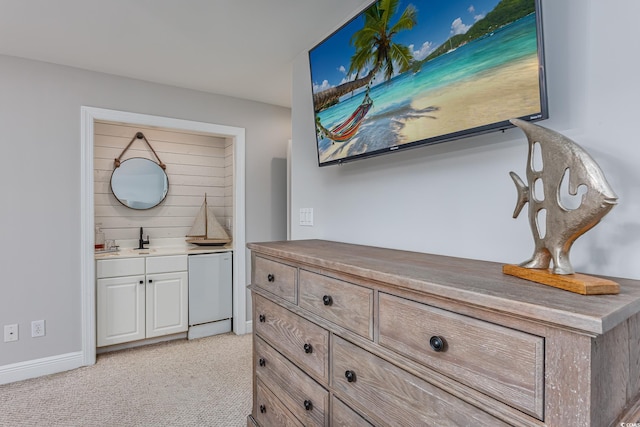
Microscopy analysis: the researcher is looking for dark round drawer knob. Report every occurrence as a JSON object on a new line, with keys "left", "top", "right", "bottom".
{"left": 259, "top": 358, "right": 266, "bottom": 367}
{"left": 345, "top": 370, "right": 356, "bottom": 383}
{"left": 322, "top": 295, "right": 333, "bottom": 306}
{"left": 429, "top": 335, "right": 446, "bottom": 352}
{"left": 259, "top": 314, "right": 266, "bottom": 323}
{"left": 304, "top": 400, "right": 313, "bottom": 411}
{"left": 267, "top": 273, "right": 275, "bottom": 282}
{"left": 259, "top": 404, "right": 266, "bottom": 414}
{"left": 303, "top": 343, "right": 313, "bottom": 354}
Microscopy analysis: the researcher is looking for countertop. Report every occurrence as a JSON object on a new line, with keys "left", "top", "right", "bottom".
{"left": 95, "top": 245, "right": 233, "bottom": 260}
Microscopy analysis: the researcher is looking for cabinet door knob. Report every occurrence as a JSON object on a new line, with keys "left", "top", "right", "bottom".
{"left": 304, "top": 400, "right": 313, "bottom": 411}
{"left": 267, "top": 273, "right": 275, "bottom": 282}
{"left": 139, "top": 280, "right": 143, "bottom": 284}
{"left": 259, "top": 404, "right": 266, "bottom": 414}
{"left": 148, "top": 279, "right": 153, "bottom": 283}
{"left": 303, "top": 343, "right": 313, "bottom": 354}
{"left": 259, "top": 358, "right": 266, "bottom": 367}
{"left": 259, "top": 314, "right": 266, "bottom": 323}
{"left": 429, "top": 335, "right": 446, "bottom": 352}
{"left": 322, "top": 295, "right": 333, "bottom": 306}
{"left": 345, "top": 370, "right": 356, "bottom": 383}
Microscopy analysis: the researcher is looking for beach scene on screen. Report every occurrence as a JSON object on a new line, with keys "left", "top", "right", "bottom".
{"left": 310, "top": 0, "right": 542, "bottom": 164}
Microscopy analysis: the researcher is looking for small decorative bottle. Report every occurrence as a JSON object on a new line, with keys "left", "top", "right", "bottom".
{"left": 95, "top": 223, "right": 105, "bottom": 251}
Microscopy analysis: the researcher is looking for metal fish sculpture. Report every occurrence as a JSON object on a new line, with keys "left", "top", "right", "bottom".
{"left": 509, "top": 118, "right": 618, "bottom": 275}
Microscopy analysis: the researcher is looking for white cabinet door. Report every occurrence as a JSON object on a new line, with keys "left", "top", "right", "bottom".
{"left": 97, "top": 275, "right": 145, "bottom": 347}
{"left": 146, "top": 271, "right": 188, "bottom": 338}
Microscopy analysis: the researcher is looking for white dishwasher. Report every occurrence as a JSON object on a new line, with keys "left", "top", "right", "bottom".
{"left": 187, "top": 252, "right": 232, "bottom": 339}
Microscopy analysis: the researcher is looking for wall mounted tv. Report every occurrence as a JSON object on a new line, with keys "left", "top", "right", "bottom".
{"left": 309, "top": 0, "right": 548, "bottom": 166}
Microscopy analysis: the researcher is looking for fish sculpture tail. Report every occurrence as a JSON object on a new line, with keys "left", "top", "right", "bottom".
{"left": 509, "top": 171, "right": 529, "bottom": 218}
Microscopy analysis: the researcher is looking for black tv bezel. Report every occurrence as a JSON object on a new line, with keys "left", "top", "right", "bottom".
{"left": 308, "top": 0, "right": 549, "bottom": 167}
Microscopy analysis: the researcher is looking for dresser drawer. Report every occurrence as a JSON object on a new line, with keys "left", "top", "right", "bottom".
{"left": 254, "top": 294, "right": 329, "bottom": 382}
{"left": 332, "top": 336, "right": 509, "bottom": 427}
{"left": 253, "top": 256, "right": 297, "bottom": 303}
{"left": 299, "top": 270, "right": 373, "bottom": 340}
{"left": 255, "top": 336, "right": 328, "bottom": 427}
{"left": 255, "top": 378, "right": 302, "bottom": 427}
{"left": 331, "top": 396, "right": 373, "bottom": 427}
{"left": 378, "top": 293, "right": 544, "bottom": 419}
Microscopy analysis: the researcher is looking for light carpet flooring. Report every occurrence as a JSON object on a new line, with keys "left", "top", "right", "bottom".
{"left": 0, "top": 333, "right": 252, "bottom": 427}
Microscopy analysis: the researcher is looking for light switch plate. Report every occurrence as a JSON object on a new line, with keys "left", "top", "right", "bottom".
{"left": 299, "top": 208, "right": 314, "bottom": 226}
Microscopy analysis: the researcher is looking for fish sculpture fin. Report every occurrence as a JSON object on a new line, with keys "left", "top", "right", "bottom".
{"left": 509, "top": 171, "right": 529, "bottom": 218}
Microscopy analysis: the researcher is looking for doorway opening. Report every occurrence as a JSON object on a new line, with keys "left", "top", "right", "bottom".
{"left": 81, "top": 107, "right": 246, "bottom": 366}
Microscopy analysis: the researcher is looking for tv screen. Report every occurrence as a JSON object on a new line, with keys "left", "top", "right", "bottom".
{"left": 309, "top": 0, "right": 548, "bottom": 166}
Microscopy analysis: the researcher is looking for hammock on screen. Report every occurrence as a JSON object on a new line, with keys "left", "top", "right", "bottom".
{"left": 317, "top": 92, "right": 373, "bottom": 143}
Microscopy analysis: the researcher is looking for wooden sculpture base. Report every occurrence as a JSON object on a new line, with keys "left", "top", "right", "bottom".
{"left": 503, "top": 264, "right": 620, "bottom": 295}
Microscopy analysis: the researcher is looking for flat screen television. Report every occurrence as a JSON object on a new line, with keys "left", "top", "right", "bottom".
{"left": 309, "top": 0, "right": 548, "bottom": 166}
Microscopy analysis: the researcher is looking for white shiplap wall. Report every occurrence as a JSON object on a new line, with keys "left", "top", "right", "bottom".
{"left": 94, "top": 121, "right": 232, "bottom": 244}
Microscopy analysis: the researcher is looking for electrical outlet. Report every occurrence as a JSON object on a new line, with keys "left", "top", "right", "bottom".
{"left": 31, "top": 320, "right": 45, "bottom": 338}
{"left": 4, "top": 324, "right": 18, "bottom": 342}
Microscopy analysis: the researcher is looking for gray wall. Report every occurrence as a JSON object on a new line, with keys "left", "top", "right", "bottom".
{"left": 0, "top": 55, "right": 290, "bottom": 366}
{"left": 291, "top": 0, "right": 640, "bottom": 280}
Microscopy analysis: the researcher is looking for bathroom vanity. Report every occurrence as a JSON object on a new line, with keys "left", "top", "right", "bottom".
{"left": 95, "top": 246, "right": 232, "bottom": 349}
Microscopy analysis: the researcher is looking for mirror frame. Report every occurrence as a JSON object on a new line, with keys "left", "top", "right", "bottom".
{"left": 110, "top": 157, "right": 169, "bottom": 210}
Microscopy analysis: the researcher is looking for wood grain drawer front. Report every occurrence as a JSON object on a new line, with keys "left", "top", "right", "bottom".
{"left": 255, "top": 337, "right": 328, "bottom": 427}
{"left": 255, "top": 379, "right": 303, "bottom": 427}
{"left": 378, "top": 293, "right": 544, "bottom": 420}
{"left": 331, "top": 396, "right": 373, "bottom": 427}
{"left": 254, "top": 294, "right": 329, "bottom": 382}
{"left": 299, "top": 270, "right": 373, "bottom": 340}
{"left": 332, "top": 336, "right": 509, "bottom": 427}
{"left": 253, "top": 256, "right": 297, "bottom": 303}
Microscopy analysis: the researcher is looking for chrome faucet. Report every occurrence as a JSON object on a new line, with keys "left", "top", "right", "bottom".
{"left": 137, "top": 227, "right": 149, "bottom": 250}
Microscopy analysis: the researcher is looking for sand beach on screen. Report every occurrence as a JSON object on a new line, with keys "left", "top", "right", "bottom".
{"left": 318, "top": 55, "right": 541, "bottom": 164}
{"left": 399, "top": 56, "right": 541, "bottom": 143}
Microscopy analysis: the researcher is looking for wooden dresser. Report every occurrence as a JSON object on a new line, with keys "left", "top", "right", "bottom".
{"left": 246, "top": 240, "right": 640, "bottom": 426}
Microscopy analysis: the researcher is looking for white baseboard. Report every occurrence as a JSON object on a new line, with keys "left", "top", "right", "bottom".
{"left": 245, "top": 320, "right": 252, "bottom": 334}
{"left": 96, "top": 332, "right": 187, "bottom": 354}
{"left": 0, "top": 351, "right": 85, "bottom": 385}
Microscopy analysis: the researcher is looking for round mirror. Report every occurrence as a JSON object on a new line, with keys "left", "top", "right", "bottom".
{"left": 110, "top": 158, "right": 169, "bottom": 210}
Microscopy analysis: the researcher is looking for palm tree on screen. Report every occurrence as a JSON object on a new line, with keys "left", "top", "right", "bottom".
{"left": 313, "top": 0, "right": 417, "bottom": 112}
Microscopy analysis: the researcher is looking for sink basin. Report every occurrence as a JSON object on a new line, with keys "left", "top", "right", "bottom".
{"left": 135, "top": 250, "right": 153, "bottom": 254}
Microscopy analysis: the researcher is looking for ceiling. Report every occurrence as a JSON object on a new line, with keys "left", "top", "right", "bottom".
{"left": 0, "top": 0, "right": 371, "bottom": 108}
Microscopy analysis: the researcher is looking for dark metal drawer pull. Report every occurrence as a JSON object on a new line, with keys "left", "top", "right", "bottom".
{"left": 259, "top": 358, "right": 266, "bottom": 367}
{"left": 322, "top": 295, "right": 333, "bottom": 306}
{"left": 304, "top": 400, "right": 313, "bottom": 411}
{"left": 267, "top": 273, "right": 275, "bottom": 282}
{"left": 259, "top": 314, "right": 266, "bottom": 323}
{"left": 259, "top": 404, "right": 266, "bottom": 414}
{"left": 429, "top": 335, "right": 446, "bottom": 352}
{"left": 345, "top": 370, "right": 356, "bottom": 383}
{"left": 303, "top": 343, "right": 313, "bottom": 354}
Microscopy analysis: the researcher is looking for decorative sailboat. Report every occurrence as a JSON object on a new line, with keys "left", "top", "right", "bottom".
{"left": 185, "top": 195, "right": 232, "bottom": 246}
